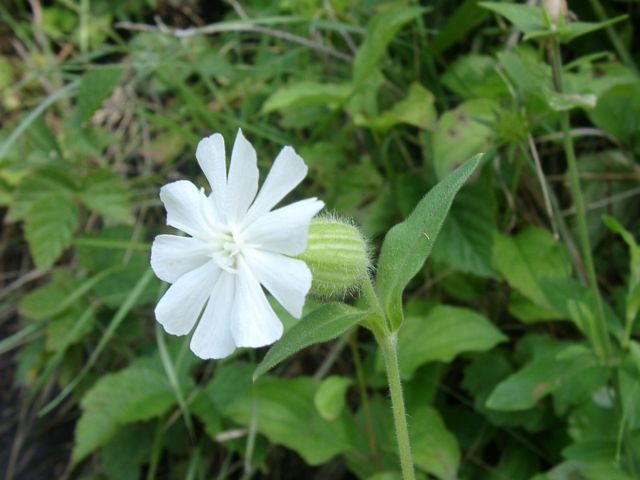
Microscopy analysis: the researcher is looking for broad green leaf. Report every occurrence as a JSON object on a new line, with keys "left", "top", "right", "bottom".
{"left": 492, "top": 227, "right": 571, "bottom": 312}
{"left": 100, "top": 424, "right": 153, "bottom": 480}
{"left": 79, "top": 169, "right": 130, "bottom": 222}
{"left": 411, "top": 405, "right": 460, "bottom": 480}
{"left": 353, "top": 5, "right": 425, "bottom": 84}
{"left": 75, "top": 67, "right": 123, "bottom": 122}
{"left": 25, "top": 193, "right": 78, "bottom": 269}
{"left": 442, "top": 54, "right": 507, "bottom": 100}
{"left": 356, "top": 83, "right": 436, "bottom": 131}
{"left": 433, "top": 100, "right": 494, "bottom": 179}
{"left": 223, "top": 377, "right": 354, "bottom": 465}
{"left": 432, "top": 175, "right": 496, "bottom": 277}
{"left": 480, "top": 2, "right": 544, "bottom": 34}
{"left": 588, "top": 82, "right": 640, "bottom": 154}
{"left": 72, "top": 362, "right": 184, "bottom": 463}
{"left": 261, "top": 81, "right": 351, "bottom": 114}
{"left": 486, "top": 347, "right": 597, "bottom": 411}
{"left": 376, "top": 155, "right": 482, "bottom": 330}
{"left": 397, "top": 305, "right": 506, "bottom": 379}
{"left": 254, "top": 303, "right": 368, "bottom": 380}
{"left": 314, "top": 375, "right": 352, "bottom": 421}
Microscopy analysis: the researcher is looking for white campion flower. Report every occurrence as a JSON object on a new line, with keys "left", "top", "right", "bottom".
{"left": 150, "top": 129, "right": 324, "bottom": 359}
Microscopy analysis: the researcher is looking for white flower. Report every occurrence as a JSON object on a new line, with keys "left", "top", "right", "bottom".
{"left": 150, "top": 129, "right": 324, "bottom": 359}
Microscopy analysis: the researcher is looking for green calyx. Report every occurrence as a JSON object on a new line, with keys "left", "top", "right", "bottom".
{"left": 298, "top": 216, "right": 370, "bottom": 298}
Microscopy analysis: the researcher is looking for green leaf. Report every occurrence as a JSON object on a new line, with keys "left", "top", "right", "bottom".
{"left": 223, "top": 377, "right": 354, "bottom": 465}
{"left": 72, "top": 362, "right": 183, "bottom": 463}
{"left": 6, "top": 165, "right": 75, "bottom": 222}
{"left": 397, "top": 305, "right": 506, "bottom": 379}
{"left": 480, "top": 2, "right": 545, "bottom": 34}
{"left": 353, "top": 5, "right": 425, "bottom": 84}
{"left": 546, "top": 91, "right": 597, "bottom": 111}
{"left": 555, "top": 15, "right": 628, "bottom": 44}
{"left": 356, "top": 83, "right": 436, "bottom": 131}
{"left": 314, "top": 375, "right": 352, "bottom": 421}
{"left": 433, "top": 100, "right": 494, "bottom": 179}
{"left": 25, "top": 193, "right": 79, "bottom": 269}
{"left": 79, "top": 169, "right": 130, "bottom": 222}
{"left": 486, "top": 347, "right": 597, "bottom": 411}
{"left": 254, "top": 303, "right": 369, "bottom": 380}
{"left": 75, "top": 67, "right": 123, "bottom": 122}
{"left": 376, "top": 154, "right": 482, "bottom": 330}
{"left": 411, "top": 405, "right": 460, "bottom": 480}
{"left": 100, "top": 424, "right": 153, "bottom": 480}
{"left": 492, "top": 227, "right": 571, "bottom": 312}
{"left": 588, "top": 82, "right": 640, "bottom": 154}
{"left": 432, "top": 175, "right": 497, "bottom": 277}
{"left": 261, "top": 82, "right": 352, "bottom": 114}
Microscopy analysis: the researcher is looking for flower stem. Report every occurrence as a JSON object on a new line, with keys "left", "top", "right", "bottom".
{"left": 550, "top": 39, "right": 612, "bottom": 360}
{"left": 362, "top": 276, "right": 415, "bottom": 480}
{"left": 379, "top": 331, "right": 416, "bottom": 480}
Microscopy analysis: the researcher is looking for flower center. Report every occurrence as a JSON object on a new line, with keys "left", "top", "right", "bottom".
{"left": 209, "top": 225, "right": 256, "bottom": 273}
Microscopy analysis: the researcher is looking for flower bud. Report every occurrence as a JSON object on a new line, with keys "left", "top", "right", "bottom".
{"left": 543, "top": 0, "right": 568, "bottom": 25}
{"left": 298, "top": 216, "right": 370, "bottom": 298}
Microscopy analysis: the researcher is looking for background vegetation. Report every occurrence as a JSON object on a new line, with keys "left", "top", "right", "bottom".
{"left": 1, "top": 0, "right": 639, "bottom": 479}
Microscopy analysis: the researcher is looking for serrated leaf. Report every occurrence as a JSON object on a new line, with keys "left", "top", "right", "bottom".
{"left": 25, "top": 193, "right": 78, "bottom": 269}
{"left": 486, "top": 348, "right": 597, "bottom": 411}
{"left": 492, "top": 227, "right": 571, "bottom": 312}
{"left": 254, "top": 303, "right": 368, "bottom": 380}
{"left": 397, "top": 305, "right": 507, "bottom": 379}
{"left": 223, "top": 377, "right": 354, "bottom": 465}
{"left": 79, "top": 169, "right": 130, "bottom": 222}
{"left": 411, "top": 405, "right": 460, "bottom": 480}
{"left": 6, "top": 166, "right": 75, "bottom": 222}
{"left": 75, "top": 67, "right": 123, "bottom": 122}
{"left": 261, "top": 82, "right": 351, "bottom": 114}
{"left": 72, "top": 362, "right": 182, "bottom": 463}
{"left": 314, "top": 375, "right": 352, "bottom": 421}
{"left": 353, "top": 5, "right": 425, "bottom": 84}
{"left": 376, "top": 155, "right": 482, "bottom": 330}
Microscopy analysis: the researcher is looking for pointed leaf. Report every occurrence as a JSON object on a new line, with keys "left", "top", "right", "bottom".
{"left": 254, "top": 303, "right": 369, "bottom": 380}
{"left": 376, "top": 154, "right": 482, "bottom": 330}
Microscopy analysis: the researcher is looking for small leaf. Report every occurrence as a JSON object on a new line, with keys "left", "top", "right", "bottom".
{"left": 314, "top": 375, "right": 352, "bottom": 421}
{"left": 261, "top": 82, "right": 352, "bottom": 114}
{"left": 556, "top": 15, "right": 628, "bottom": 44}
{"left": 72, "top": 362, "right": 185, "bottom": 463}
{"left": 376, "top": 154, "right": 482, "bottom": 330}
{"left": 411, "top": 405, "right": 460, "bottom": 480}
{"left": 397, "top": 305, "right": 507, "bottom": 378}
{"left": 79, "top": 169, "right": 130, "bottom": 222}
{"left": 546, "top": 91, "right": 597, "bottom": 111}
{"left": 25, "top": 193, "right": 78, "bottom": 269}
{"left": 75, "top": 67, "right": 123, "bottom": 122}
{"left": 480, "top": 2, "right": 545, "bottom": 34}
{"left": 223, "top": 377, "right": 354, "bottom": 465}
{"left": 254, "top": 303, "right": 369, "bottom": 380}
{"left": 486, "top": 348, "right": 596, "bottom": 411}
{"left": 353, "top": 5, "right": 425, "bottom": 84}
{"left": 492, "top": 227, "right": 571, "bottom": 312}
{"left": 356, "top": 83, "right": 436, "bottom": 131}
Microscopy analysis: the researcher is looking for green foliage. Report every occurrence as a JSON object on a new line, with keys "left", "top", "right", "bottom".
{"left": 4, "top": 1, "right": 640, "bottom": 478}
{"left": 376, "top": 155, "right": 482, "bottom": 330}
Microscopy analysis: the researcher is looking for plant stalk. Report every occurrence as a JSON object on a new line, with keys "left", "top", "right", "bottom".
{"left": 550, "top": 39, "right": 612, "bottom": 360}
{"left": 379, "top": 332, "right": 416, "bottom": 480}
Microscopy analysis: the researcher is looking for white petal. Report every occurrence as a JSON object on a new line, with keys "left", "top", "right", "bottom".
{"left": 243, "top": 249, "right": 311, "bottom": 318}
{"left": 190, "top": 272, "right": 236, "bottom": 359}
{"left": 243, "top": 198, "right": 324, "bottom": 256}
{"left": 226, "top": 129, "right": 259, "bottom": 222}
{"left": 243, "top": 146, "right": 308, "bottom": 224}
{"left": 230, "top": 257, "right": 283, "bottom": 348}
{"left": 150, "top": 234, "right": 211, "bottom": 283}
{"left": 159, "top": 180, "right": 219, "bottom": 238}
{"left": 154, "top": 260, "right": 220, "bottom": 336}
{"left": 196, "top": 133, "right": 227, "bottom": 215}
